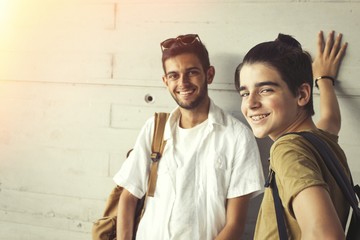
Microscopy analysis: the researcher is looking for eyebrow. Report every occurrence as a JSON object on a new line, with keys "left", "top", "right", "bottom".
{"left": 165, "top": 67, "right": 201, "bottom": 76}
{"left": 239, "top": 81, "right": 280, "bottom": 91}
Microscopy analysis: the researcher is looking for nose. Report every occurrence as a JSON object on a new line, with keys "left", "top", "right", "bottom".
{"left": 247, "top": 93, "right": 261, "bottom": 109}
{"left": 178, "top": 73, "right": 190, "bottom": 85}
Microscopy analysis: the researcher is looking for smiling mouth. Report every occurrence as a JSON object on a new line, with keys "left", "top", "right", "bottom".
{"left": 250, "top": 114, "right": 270, "bottom": 121}
{"left": 177, "top": 89, "right": 195, "bottom": 96}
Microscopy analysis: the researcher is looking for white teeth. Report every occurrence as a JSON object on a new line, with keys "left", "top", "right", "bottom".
{"left": 178, "top": 90, "right": 193, "bottom": 95}
{"left": 251, "top": 114, "right": 269, "bottom": 121}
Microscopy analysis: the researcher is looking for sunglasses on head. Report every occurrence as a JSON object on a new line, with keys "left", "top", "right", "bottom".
{"left": 160, "top": 34, "right": 201, "bottom": 51}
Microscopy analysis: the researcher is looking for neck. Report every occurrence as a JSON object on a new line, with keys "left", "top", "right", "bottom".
{"left": 179, "top": 98, "right": 210, "bottom": 129}
{"left": 272, "top": 113, "right": 316, "bottom": 141}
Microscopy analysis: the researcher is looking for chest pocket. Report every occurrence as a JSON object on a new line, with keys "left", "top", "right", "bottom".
{"left": 206, "top": 150, "right": 231, "bottom": 197}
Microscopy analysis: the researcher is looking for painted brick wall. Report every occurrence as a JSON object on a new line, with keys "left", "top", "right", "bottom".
{"left": 0, "top": 0, "right": 359, "bottom": 239}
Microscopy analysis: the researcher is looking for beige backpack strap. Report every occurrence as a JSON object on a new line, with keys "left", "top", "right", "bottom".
{"left": 147, "top": 112, "right": 169, "bottom": 197}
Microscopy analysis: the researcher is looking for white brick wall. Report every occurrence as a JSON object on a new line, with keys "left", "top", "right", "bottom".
{"left": 0, "top": 0, "right": 359, "bottom": 239}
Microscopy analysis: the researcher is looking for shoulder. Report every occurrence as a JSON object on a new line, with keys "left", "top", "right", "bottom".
{"left": 272, "top": 132, "right": 315, "bottom": 151}
{"left": 208, "top": 100, "right": 255, "bottom": 141}
{"left": 313, "top": 129, "right": 339, "bottom": 145}
{"left": 133, "top": 115, "right": 159, "bottom": 148}
{"left": 223, "top": 113, "right": 255, "bottom": 145}
{"left": 270, "top": 133, "right": 317, "bottom": 174}
{"left": 272, "top": 130, "right": 339, "bottom": 157}
{"left": 269, "top": 130, "right": 345, "bottom": 182}
{"left": 213, "top": 104, "right": 252, "bottom": 132}
{"left": 139, "top": 115, "right": 156, "bottom": 135}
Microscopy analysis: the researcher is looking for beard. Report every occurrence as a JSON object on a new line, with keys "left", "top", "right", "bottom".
{"left": 171, "top": 81, "right": 208, "bottom": 110}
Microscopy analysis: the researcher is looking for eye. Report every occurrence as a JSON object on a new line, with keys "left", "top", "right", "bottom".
{"left": 260, "top": 88, "right": 274, "bottom": 94}
{"left": 166, "top": 73, "right": 179, "bottom": 80}
{"left": 239, "top": 91, "right": 249, "bottom": 98}
{"left": 187, "top": 69, "right": 200, "bottom": 76}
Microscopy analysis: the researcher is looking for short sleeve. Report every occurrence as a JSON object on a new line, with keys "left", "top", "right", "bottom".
{"left": 113, "top": 117, "right": 155, "bottom": 199}
{"left": 271, "top": 136, "right": 328, "bottom": 217}
{"left": 227, "top": 124, "right": 265, "bottom": 199}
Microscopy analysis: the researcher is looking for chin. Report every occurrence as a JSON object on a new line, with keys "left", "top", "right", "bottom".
{"left": 254, "top": 134, "right": 268, "bottom": 139}
{"left": 251, "top": 130, "right": 268, "bottom": 139}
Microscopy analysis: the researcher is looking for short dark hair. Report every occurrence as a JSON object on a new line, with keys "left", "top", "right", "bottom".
{"left": 234, "top": 34, "right": 314, "bottom": 116}
{"left": 161, "top": 38, "right": 210, "bottom": 73}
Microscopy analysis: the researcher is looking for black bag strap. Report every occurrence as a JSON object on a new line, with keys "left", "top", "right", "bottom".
{"left": 293, "top": 132, "right": 360, "bottom": 218}
{"left": 266, "top": 169, "right": 288, "bottom": 240}
{"left": 270, "top": 131, "right": 360, "bottom": 239}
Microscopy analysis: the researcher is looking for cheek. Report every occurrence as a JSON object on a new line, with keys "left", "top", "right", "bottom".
{"left": 269, "top": 99, "right": 282, "bottom": 109}
{"left": 166, "top": 81, "right": 176, "bottom": 89}
{"left": 271, "top": 97, "right": 295, "bottom": 117}
{"left": 240, "top": 100, "right": 247, "bottom": 115}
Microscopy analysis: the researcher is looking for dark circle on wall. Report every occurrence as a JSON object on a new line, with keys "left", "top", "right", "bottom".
{"left": 145, "top": 94, "right": 154, "bottom": 103}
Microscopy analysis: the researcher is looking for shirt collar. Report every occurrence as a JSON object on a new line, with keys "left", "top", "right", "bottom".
{"left": 163, "top": 99, "right": 225, "bottom": 141}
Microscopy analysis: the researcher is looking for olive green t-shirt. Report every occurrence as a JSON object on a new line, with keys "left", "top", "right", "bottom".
{"left": 254, "top": 129, "right": 351, "bottom": 240}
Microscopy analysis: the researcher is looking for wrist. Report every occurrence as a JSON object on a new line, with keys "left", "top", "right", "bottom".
{"left": 314, "top": 76, "right": 335, "bottom": 89}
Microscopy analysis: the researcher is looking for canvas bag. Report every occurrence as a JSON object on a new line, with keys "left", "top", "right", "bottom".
{"left": 269, "top": 132, "right": 360, "bottom": 240}
{"left": 92, "top": 112, "right": 169, "bottom": 240}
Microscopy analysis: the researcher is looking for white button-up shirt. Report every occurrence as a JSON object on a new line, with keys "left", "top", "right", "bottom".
{"left": 113, "top": 100, "right": 264, "bottom": 240}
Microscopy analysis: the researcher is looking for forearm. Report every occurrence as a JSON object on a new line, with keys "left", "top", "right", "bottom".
{"left": 214, "top": 222, "right": 245, "bottom": 240}
{"left": 293, "top": 186, "right": 345, "bottom": 240}
{"left": 312, "top": 30, "right": 347, "bottom": 135}
{"left": 116, "top": 189, "right": 139, "bottom": 240}
{"left": 214, "top": 195, "right": 250, "bottom": 240}
{"left": 316, "top": 78, "right": 341, "bottom": 135}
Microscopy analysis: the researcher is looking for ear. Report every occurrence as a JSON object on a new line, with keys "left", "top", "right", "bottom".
{"left": 162, "top": 75, "right": 168, "bottom": 87}
{"left": 297, "top": 83, "right": 311, "bottom": 107}
{"left": 206, "top": 66, "right": 215, "bottom": 84}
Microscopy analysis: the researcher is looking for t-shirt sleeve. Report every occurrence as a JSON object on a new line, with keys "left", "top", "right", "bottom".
{"left": 271, "top": 136, "right": 329, "bottom": 217}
